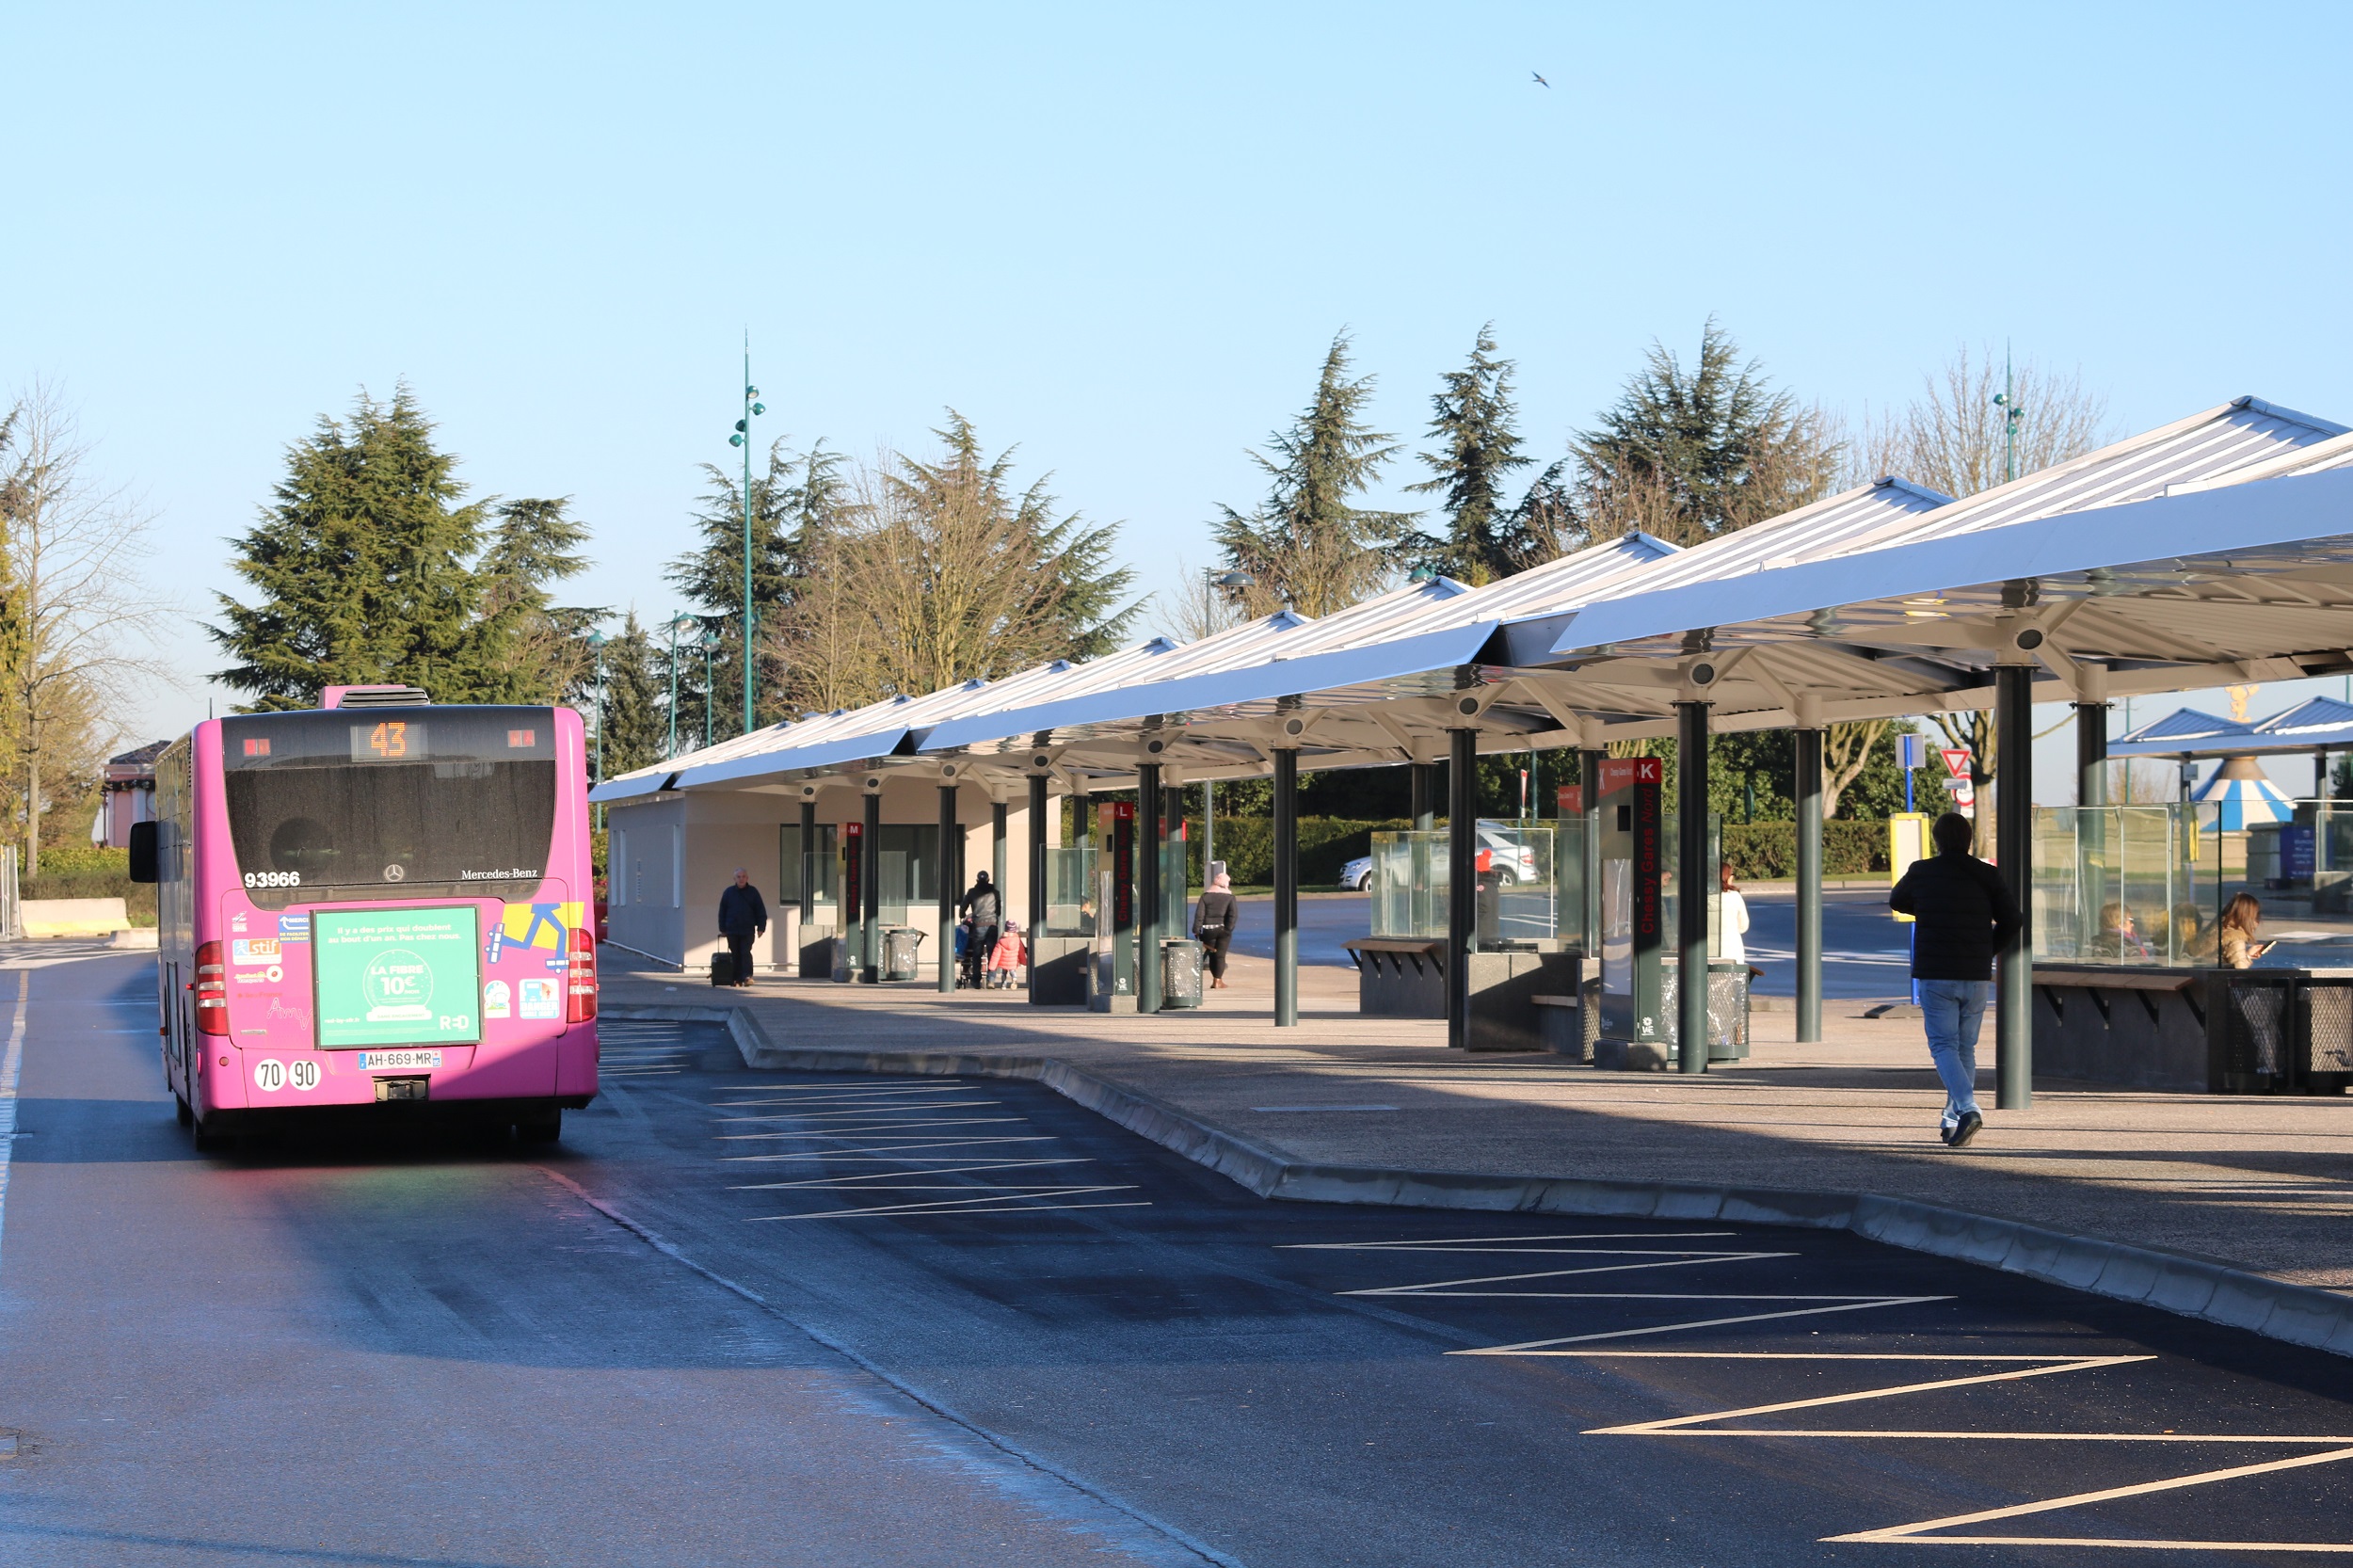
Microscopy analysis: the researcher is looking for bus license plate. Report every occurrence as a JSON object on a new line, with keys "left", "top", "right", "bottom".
{"left": 359, "top": 1050, "right": 442, "bottom": 1071}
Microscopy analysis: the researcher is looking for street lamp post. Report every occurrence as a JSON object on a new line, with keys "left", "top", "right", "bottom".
{"left": 664, "top": 614, "right": 700, "bottom": 759}
{"left": 586, "top": 630, "right": 608, "bottom": 830}
{"left": 727, "top": 344, "right": 766, "bottom": 738}
{"left": 700, "top": 631, "right": 721, "bottom": 749}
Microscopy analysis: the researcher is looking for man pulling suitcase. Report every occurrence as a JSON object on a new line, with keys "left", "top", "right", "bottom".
{"left": 716, "top": 867, "right": 767, "bottom": 987}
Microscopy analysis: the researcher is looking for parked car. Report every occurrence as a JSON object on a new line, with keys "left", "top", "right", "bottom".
{"left": 1337, "top": 826, "right": 1542, "bottom": 894}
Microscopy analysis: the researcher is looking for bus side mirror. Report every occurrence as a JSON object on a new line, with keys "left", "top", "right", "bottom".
{"left": 128, "top": 822, "right": 160, "bottom": 884}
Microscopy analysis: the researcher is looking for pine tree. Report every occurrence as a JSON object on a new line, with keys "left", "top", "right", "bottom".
{"left": 1213, "top": 332, "right": 1417, "bottom": 616}
{"left": 1571, "top": 319, "right": 1839, "bottom": 548}
{"left": 478, "top": 496, "right": 599, "bottom": 704}
{"left": 591, "top": 612, "right": 668, "bottom": 776}
{"left": 776, "top": 415, "right": 1139, "bottom": 708}
{"left": 215, "top": 387, "right": 509, "bottom": 708}
{"left": 1404, "top": 326, "right": 1531, "bottom": 585}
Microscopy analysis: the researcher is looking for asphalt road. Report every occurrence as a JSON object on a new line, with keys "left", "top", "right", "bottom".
{"left": 1225, "top": 888, "right": 1914, "bottom": 1000}
{"left": 11, "top": 957, "right": 2353, "bottom": 1564}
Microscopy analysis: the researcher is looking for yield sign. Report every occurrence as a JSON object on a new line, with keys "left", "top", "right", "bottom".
{"left": 1941, "top": 747, "right": 1972, "bottom": 778}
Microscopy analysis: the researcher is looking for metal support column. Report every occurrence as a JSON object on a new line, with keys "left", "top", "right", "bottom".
{"left": 798, "top": 800, "right": 818, "bottom": 927}
{"left": 860, "top": 791, "right": 881, "bottom": 985}
{"left": 1139, "top": 763, "right": 1163, "bottom": 1014}
{"left": 1027, "top": 773, "right": 1048, "bottom": 1002}
{"left": 2077, "top": 700, "right": 2109, "bottom": 809}
{"left": 992, "top": 800, "right": 1008, "bottom": 898}
{"left": 1446, "top": 728, "right": 1475, "bottom": 1050}
{"left": 936, "top": 785, "right": 958, "bottom": 994}
{"left": 1411, "top": 761, "right": 1436, "bottom": 833}
{"left": 1794, "top": 727, "right": 1823, "bottom": 1044}
{"left": 1675, "top": 700, "right": 1710, "bottom": 1075}
{"left": 1273, "top": 747, "right": 1300, "bottom": 1027}
{"left": 1995, "top": 663, "right": 2034, "bottom": 1111}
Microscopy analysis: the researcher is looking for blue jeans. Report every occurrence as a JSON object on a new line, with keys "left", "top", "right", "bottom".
{"left": 1916, "top": 978, "right": 1987, "bottom": 1127}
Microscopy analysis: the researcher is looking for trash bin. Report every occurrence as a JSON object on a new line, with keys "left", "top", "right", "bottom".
{"left": 1160, "top": 938, "right": 1204, "bottom": 1010}
{"left": 882, "top": 927, "right": 923, "bottom": 983}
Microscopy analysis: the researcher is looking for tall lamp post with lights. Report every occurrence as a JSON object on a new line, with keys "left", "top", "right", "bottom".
{"left": 727, "top": 347, "right": 766, "bottom": 738}
{"left": 586, "top": 630, "right": 608, "bottom": 830}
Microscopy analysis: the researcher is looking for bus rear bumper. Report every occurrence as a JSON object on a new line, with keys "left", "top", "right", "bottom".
{"left": 191, "top": 1093, "right": 595, "bottom": 1138}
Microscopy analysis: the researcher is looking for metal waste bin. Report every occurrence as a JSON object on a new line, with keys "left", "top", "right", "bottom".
{"left": 1160, "top": 938, "right": 1204, "bottom": 1010}
{"left": 882, "top": 927, "right": 923, "bottom": 983}
{"left": 1660, "top": 960, "right": 1751, "bottom": 1062}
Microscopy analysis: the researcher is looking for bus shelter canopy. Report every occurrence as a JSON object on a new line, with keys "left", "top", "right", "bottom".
{"left": 591, "top": 393, "right": 2353, "bottom": 802}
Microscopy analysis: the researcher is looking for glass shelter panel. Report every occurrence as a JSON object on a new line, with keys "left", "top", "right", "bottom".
{"left": 1369, "top": 831, "right": 1447, "bottom": 940}
{"left": 2034, "top": 798, "right": 2353, "bottom": 969}
{"left": 1044, "top": 846, "right": 1096, "bottom": 936}
{"left": 2033, "top": 803, "right": 2214, "bottom": 965}
{"left": 799, "top": 849, "right": 839, "bottom": 923}
{"left": 1366, "top": 819, "right": 1590, "bottom": 950}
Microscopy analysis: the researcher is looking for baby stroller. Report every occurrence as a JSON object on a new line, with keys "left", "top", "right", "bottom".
{"left": 956, "top": 915, "right": 988, "bottom": 990}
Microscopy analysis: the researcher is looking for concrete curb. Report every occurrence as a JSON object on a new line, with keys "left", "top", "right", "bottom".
{"left": 603, "top": 1002, "right": 2353, "bottom": 1359}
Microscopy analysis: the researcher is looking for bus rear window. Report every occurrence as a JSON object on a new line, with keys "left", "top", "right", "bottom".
{"left": 219, "top": 709, "right": 559, "bottom": 907}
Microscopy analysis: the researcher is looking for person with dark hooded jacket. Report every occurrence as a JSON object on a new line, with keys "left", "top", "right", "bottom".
{"left": 1888, "top": 812, "right": 2023, "bottom": 1148}
{"left": 957, "top": 872, "right": 1003, "bottom": 988}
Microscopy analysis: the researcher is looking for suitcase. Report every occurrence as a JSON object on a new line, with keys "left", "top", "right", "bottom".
{"left": 710, "top": 950, "right": 738, "bottom": 986}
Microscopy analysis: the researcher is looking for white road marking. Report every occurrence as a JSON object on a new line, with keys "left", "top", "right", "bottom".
{"left": 747, "top": 1187, "right": 1144, "bottom": 1222}
{"left": 713, "top": 1101, "right": 1003, "bottom": 1123}
{"left": 1826, "top": 1445, "right": 2353, "bottom": 1549}
{"left": 1344, "top": 1254, "right": 1796, "bottom": 1293}
{"left": 712, "top": 1072, "right": 1148, "bottom": 1220}
{"left": 715, "top": 1117, "right": 1028, "bottom": 1139}
{"left": 1587, "top": 1355, "right": 2154, "bottom": 1434}
{"left": 722, "top": 1138, "right": 1059, "bottom": 1159}
{"left": 1456, "top": 1295, "right": 1954, "bottom": 1348}
{"left": 732, "top": 1159, "right": 1094, "bottom": 1191}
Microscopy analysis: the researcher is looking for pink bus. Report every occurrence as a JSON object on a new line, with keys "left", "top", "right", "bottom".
{"left": 130, "top": 689, "right": 600, "bottom": 1147}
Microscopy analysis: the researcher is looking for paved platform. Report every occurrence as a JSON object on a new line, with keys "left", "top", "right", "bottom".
{"left": 603, "top": 952, "right": 2353, "bottom": 1340}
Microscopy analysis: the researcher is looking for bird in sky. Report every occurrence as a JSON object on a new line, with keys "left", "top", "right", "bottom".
{"left": 1531, "top": 71, "right": 1549, "bottom": 87}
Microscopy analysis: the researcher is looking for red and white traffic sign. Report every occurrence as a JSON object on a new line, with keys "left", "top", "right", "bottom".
{"left": 1941, "top": 747, "right": 1972, "bottom": 778}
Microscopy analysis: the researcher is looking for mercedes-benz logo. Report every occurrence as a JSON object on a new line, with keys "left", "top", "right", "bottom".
{"left": 383, "top": 864, "right": 406, "bottom": 882}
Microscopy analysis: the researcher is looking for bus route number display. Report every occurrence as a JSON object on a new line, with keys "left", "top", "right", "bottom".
{"left": 349, "top": 720, "right": 426, "bottom": 761}
{"left": 312, "top": 906, "right": 482, "bottom": 1048}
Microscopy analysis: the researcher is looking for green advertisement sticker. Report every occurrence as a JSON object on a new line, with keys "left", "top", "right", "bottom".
{"left": 312, "top": 906, "right": 482, "bottom": 1048}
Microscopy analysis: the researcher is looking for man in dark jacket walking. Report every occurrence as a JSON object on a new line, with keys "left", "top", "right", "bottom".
{"left": 717, "top": 868, "right": 767, "bottom": 987}
{"left": 1888, "top": 812, "right": 2022, "bottom": 1147}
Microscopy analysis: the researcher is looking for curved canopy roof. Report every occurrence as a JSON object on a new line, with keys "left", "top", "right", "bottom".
{"left": 594, "top": 392, "right": 2353, "bottom": 804}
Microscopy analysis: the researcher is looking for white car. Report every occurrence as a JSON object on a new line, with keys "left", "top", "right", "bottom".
{"left": 1339, "top": 827, "right": 1541, "bottom": 892}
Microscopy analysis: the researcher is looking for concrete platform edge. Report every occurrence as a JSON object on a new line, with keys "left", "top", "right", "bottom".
{"left": 603, "top": 1003, "right": 2353, "bottom": 1359}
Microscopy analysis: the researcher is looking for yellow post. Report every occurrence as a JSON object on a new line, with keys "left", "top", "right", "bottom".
{"left": 1888, "top": 812, "right": 1929, "bottom": 923}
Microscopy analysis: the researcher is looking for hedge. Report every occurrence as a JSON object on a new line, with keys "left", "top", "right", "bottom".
{"left": 1721, "top": 820, "right": 1889, "bottom": 879}
{"left": 24, "top": 844, "right": 157, "bottom": 925}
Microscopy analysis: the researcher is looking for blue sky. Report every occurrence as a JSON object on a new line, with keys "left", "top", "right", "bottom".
{"left": 8, "top": 3, "right": 2352, "bottom": 797}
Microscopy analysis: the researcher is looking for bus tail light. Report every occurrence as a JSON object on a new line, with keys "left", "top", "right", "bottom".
{"left": 568, "top": 929, "right": 597, "bottom": 1023}
{"left": 194, "top": 941, "right": 228, "bottom": 1036}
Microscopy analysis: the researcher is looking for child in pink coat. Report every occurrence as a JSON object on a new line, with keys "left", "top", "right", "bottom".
{"left": 986, "top": 920, "right": 1028, "bottom": 987}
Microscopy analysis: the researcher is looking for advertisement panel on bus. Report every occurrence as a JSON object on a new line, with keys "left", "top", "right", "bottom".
{"left": 132, "top": 696, "right": 599, "bottom": 1146}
